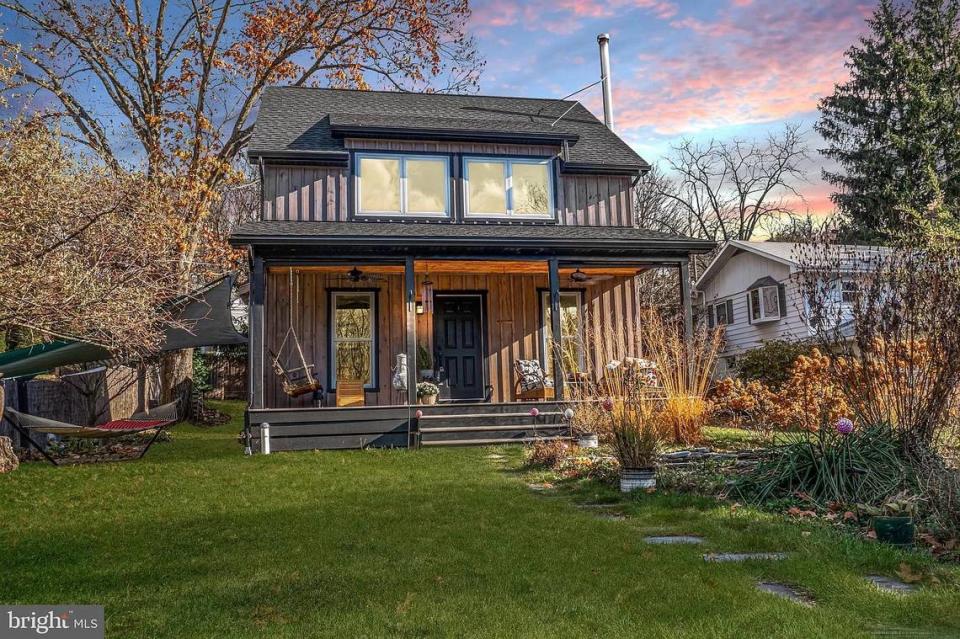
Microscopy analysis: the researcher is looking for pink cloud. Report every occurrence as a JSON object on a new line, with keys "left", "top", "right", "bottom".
{"left": 470, "top": 0, "right": 679, "bottom": 33}
{"left": 611, "top": 1, "right": 869, "bottom": 136}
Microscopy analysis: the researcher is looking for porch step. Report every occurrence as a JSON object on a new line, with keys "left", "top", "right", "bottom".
{"left": 419, "top": 422, "right": 568, "bottom": 434}
{"left": 419, "top": 411, "right": 564, "bottom": 420}
{"left": 421, "top": 435, "right": 572, "bottom": 447}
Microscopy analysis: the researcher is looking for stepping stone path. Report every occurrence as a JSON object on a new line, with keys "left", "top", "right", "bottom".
{"left": 644, "top": 535, "right": 704, "bottom": 545}
{"left": 575, "top": 502, "right": 625, "bottom": 509}
{"left": 756, "top": 582, "right": 814, "bottom": 606}
{"left": 866, "top": 575, "right": 918, "bottom": 594}
{"left": 703, "top": 552, "right": 789, "bottom": 563}
{"left": 485, "top": 454, "right": 505, "bottom": 460}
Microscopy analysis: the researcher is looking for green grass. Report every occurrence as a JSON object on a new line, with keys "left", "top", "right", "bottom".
{"left": 2, "top": 401, "right": 959, "bottom": 638}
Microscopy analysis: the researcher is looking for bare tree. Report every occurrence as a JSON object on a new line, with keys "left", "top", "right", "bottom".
{"left": 634, "top": 164, "right": 688, "bottom": 235}
{"left": 661, "top": 124, "right": 809, "bottom": 242}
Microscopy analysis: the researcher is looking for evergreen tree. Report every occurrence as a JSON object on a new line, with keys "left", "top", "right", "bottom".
{"left": 817, "top": 0, "right": 960, "bottom": 242}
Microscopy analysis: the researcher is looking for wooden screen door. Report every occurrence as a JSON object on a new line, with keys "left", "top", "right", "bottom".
{"left": 434, "top": 295, "right": 485, "bottom": 401}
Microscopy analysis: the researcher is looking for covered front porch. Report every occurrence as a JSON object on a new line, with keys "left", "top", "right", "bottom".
{"left": 236, "top": 222, "right": 713, "bottom": 450}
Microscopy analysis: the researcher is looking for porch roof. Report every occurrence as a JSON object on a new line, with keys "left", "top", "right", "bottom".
{"left": 230, "top": 221, "right": 715, "bottom": 258}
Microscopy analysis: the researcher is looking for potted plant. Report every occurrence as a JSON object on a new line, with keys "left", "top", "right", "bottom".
{"left": 608, "top": 400, "right": 662, "bottom": 492}
{"left": 858, "top": 492, "right": 920, "bottom": 547}
{"left": 417, "top": 345, "right": 434, "bottom": 380}
{"left": 417, "top": 381, "right": 440, "bottom": 405}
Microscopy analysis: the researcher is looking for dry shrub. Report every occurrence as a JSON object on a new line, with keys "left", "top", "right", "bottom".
{"left": 524, "top": 439, "right": 571, "bottom": 469}
{"left": 797, "top": 241, "right": 960, "bottom": 458}
{"left": 713, "top": 349, "right": 850, "bottom": 434}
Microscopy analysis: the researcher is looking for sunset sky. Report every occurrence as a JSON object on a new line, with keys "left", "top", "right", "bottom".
{"left": 469, "top": 0, "right": 877, "bottom": 218}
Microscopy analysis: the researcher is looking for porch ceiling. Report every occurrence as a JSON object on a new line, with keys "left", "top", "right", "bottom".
{"left": 266, "top": 261, "right": 648, "bottom": 276}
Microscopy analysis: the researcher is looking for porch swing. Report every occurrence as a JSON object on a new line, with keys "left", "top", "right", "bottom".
{"left": 270, "top": 269, "right": 322, "bottom": 398}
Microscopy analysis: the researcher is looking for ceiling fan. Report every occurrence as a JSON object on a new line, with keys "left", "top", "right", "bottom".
{"left": 568, "top": 268, "right": 613, "bottom": 285}
{"left": 343, "top": 267, "right": 384, "bottom": 283}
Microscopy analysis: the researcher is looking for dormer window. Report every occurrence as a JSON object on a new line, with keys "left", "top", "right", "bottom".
{"left": 356, "top": 153, "right": 450, "bottom": 217}
{"left": 464, "top": 157, "right": 554, "bottom": 219}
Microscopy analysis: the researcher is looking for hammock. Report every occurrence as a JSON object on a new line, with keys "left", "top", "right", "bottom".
{"left": 3, "top": 401, "right": 180, "bottom": 466}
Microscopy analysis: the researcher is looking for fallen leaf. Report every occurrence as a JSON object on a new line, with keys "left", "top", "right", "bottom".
{"left": 866, "top": 530, "right": 877, "bottom": 540}
{"left": 843, "top": 511, "right": 857, "bottom": 522}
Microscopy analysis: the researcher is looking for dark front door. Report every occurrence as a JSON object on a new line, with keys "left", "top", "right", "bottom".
{"left": 434, "top": 295, "right": 484, "bottom": 401}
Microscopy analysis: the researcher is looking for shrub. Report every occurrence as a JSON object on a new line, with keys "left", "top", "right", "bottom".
{"left": 524, "top": 439, "right": 571, "bottom": 469}
{"left": 797, "top": 241, "right": 960, "bottom": 459}
{"left": 734, "top": 421, "right": 906, "bottom": 507}
{"left": 735, "top": 340, "right": 813, "bottom": 389}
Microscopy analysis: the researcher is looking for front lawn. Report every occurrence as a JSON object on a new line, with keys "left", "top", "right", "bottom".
{"left": 1, "top": 401, "right": 959, "bottom": 638}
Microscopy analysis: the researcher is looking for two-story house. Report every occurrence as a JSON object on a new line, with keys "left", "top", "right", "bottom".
{"left": 229, "top": 87, "right": 714, "bottom": 451}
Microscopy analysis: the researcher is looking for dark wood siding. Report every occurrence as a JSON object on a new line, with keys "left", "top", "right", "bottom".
{"left": 263, "top": 269, "right": 643, "bottom": 408}
{"left": 262, "top": 165, "right": 348, "bottom": 222}
{"left": 261, "top": 138, "right": 635, "bottom": 227}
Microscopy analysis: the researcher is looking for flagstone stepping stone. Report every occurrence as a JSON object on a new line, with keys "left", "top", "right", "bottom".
{"left": 594, "top": 512, "right": 627, "bottom": 521}
{"left": 866, "top": 575, "right": 918, "bottom": 594}
{"left": 644, "top": 535, "right": 705, "bottom": 545}
{"left": 526, "top": 482, "right": 554, "bottom": 492}
{"left": 575, "top": 502, "right": 625, "bottom": 509}
{"left": 485, "top": 454, "right": 505, "bottom": 459}
{"left": 756, "top": 582, "right": 814, "bottom": 606}
{"left": 703, "top": 552, "right": 788, "bottom": 563}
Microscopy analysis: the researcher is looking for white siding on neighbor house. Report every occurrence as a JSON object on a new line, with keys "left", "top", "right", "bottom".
{"left": 699, "top": 250, "right": 811, "bottom": 360}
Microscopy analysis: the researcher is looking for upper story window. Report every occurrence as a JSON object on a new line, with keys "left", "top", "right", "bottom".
{"left": 464, "top": 157, "right": 554, "bottom": 219}
{"left": 356, "top": 153, "right": 450, "bottom": 217}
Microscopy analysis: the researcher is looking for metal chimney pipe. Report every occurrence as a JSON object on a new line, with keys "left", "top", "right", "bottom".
{"left": 597, "top": 33, "right": 614, "bottom": 131}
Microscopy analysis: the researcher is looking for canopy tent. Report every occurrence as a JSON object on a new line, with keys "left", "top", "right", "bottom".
{"left": 0, "top": 275, "right": 247, "bottom": 379}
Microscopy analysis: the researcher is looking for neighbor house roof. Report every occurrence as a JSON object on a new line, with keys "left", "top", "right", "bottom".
{"left": 229, "top": 221, "right": 715, "bottom": 256}
{"left": 695, "top": 240, "right": 891, "bottom": 289}
{"left": 247, "top": 87, "right": 649, "bottom": 173}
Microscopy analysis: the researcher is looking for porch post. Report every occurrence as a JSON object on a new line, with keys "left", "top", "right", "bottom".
{"left": 404, "top": 256, "right": 418, "bottom": 407}
{"left": 548, "top": 257, "right": 565, "bottom": 401}
{"left": 249, "top": 252, "right": 266, "bottom": 410}
{"left": 679, "top": 257, "right": 693, "bottom": 342}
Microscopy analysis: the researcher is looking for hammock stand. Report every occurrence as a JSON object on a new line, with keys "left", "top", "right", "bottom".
{"left": 270, "top": 269, "right": 321, "bottom": 399}
{"left": 3, "top": 400, "right": 180, "bottom": 466}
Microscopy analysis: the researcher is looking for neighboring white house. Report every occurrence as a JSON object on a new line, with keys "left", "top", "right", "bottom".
{"left": 695, "top": 241, "right": 884, "bottom": 374}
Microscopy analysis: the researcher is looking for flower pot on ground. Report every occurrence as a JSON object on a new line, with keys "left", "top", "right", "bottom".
{"left": 577, "top": 433, "right": 599, "bottom": 448}
{"left": 417, "top": 381, "right": 440, "bottom": 405}
{"left": 872, "top": 516, "right": 915, "bottom": 547}
{"left": 608, "top": 400, "right": 663, "bottom": 493}
{"left": 620, "top": 467, "right": 655, "bottom": 492}
{"left": 859, "top": 492, "right": 920, "bottom": 547}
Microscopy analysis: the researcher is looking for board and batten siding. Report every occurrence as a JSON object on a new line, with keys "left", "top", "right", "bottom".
{"left": 260, "top": 138, "right": 635, "bottom": 227}
{"left": 263, "top": 270, "right": 643, "bottom": 409}
{"left": 699, "top": 251, "right": 811, "bottom": 360}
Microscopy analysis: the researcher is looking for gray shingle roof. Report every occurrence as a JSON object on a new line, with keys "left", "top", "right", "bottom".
{"left": 248, "top": 87, "right": 649, "bottom": 171}
{"left": 230, "top": 221, "right": 715, "bottom": 254}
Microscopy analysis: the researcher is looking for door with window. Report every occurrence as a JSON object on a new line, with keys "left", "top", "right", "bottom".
{"left": 434, "top": 295, "right": 485, "bottom": 401}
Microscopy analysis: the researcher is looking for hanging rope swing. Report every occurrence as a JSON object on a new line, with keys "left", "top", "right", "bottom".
{"left": 270, "top": 268, "right": 322, "bottom": 398}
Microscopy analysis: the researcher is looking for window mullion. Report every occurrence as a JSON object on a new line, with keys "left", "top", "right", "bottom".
{"left": 505, "top": 160, "right": 513, "bottom": 215}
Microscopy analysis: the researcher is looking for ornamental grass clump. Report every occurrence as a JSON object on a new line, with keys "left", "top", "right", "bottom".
{"left": 607, "top": 399, "right": 663, "bottom": 470}
{"left": 641, "top": 310, "right": 723, "bottom": 444}
{"left": 734, "top": 419, "right": 906, "bottom": 508}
